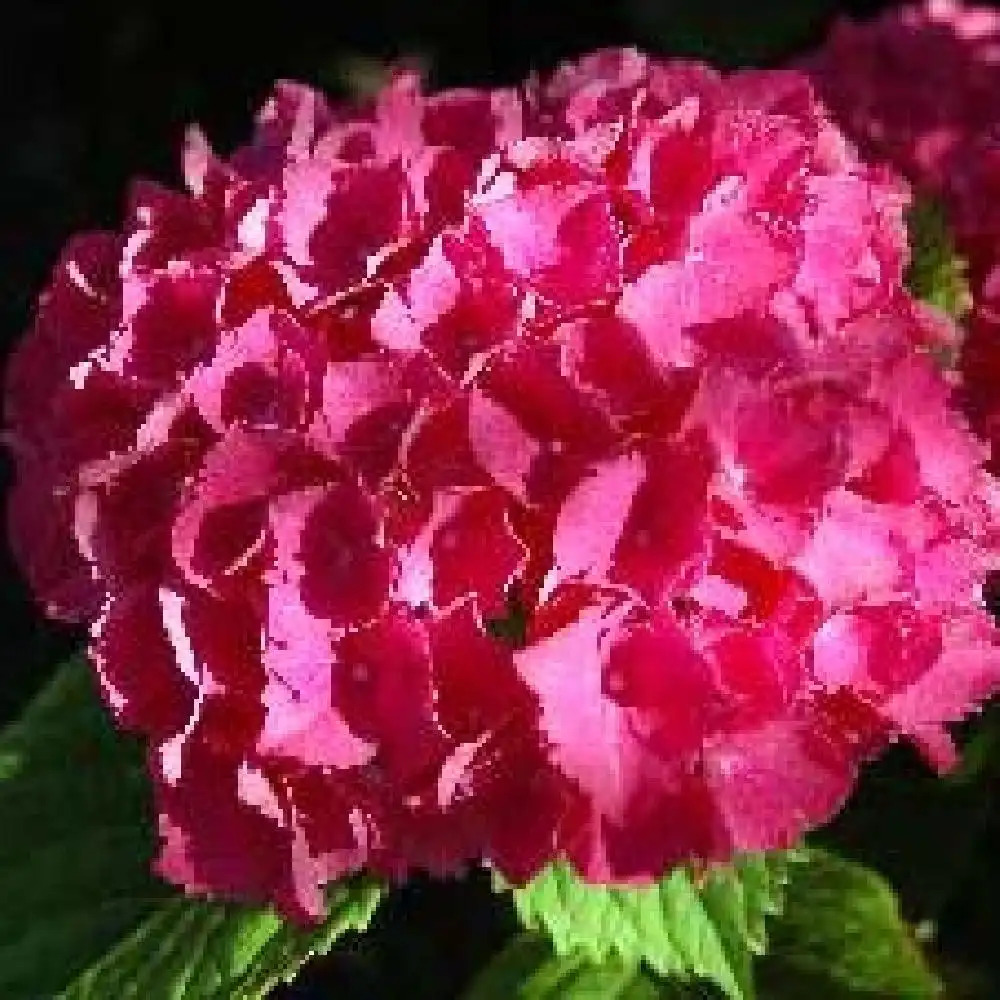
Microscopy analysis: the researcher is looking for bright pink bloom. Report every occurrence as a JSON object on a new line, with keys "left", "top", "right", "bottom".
{"left": 7, "top": 51, "right": 1000, "bottom": 920}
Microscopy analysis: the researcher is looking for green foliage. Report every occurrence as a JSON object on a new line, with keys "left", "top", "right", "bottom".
{"left": 464, "top": 933, "right": 718, "bottom": 1000}
{"left": 0, "top": 658, "right": 170, "bottom": 999}
{"left": 506, "top": 853, "right": 796, "bottom": 1000}
{"left": 60, "top": 876, "right": 383, "bottom": 1000}
{"left": 0, "top": 657, "right": 383, "bottom": 1000}
{"left": 817, "top": 744, "right": 989, "bottom": 924}
{"left": 905, "top": 197, "right": 971, "bottom": 321}
{"left": 759, "top": 849, "right": 943, "bottom": 999}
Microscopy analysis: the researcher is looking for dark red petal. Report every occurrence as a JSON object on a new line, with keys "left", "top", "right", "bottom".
{"left": 291, "top": 484, "right": 395, "bottom": 627}
{"left": 91, "top": 585, "right": 198, "bottom": 738}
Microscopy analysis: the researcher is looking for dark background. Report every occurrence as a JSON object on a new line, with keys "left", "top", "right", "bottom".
{"left": 3, "top": 2, "right": 999, "bottom": 997}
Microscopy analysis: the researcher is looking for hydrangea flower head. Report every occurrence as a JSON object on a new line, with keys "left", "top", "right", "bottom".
{"left": 7, "top": 50, "right": 1000, "bottom": 920}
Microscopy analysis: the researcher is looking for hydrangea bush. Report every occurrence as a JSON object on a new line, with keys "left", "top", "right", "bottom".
{"left": 5, "top": 5, "right": 1000, "bottom": 998}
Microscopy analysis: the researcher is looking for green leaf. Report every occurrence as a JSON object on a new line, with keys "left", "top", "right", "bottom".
{"left": 506, "top": 852, "right": 797, "bottom": 1000}
{"left": 905, "top": 197, "right": 971, "bottom": 323}
{"left": 59, "top": 875, "right": 383, "bottom": 1000}
{"left": 464, "top": 933, "right": 715, "bottom": 1000}
{"left": 759, "top": 849, "right": 943, "bottom": 999}
{"left": 0, "top": 656, "right": 384, "bottom": 999}
{"left": 0, "top": 657, "right": 170, "bottom": 1000}
{"left": 817, "top": 744, "right": 989, "bottom": 923}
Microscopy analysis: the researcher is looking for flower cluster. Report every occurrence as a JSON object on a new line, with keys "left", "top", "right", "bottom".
{"left": 804, "top": 0, "right": 1000, "bottom": 469}
{"left": 7, "top": 50, "right": 1000, "bottom": 920}
{"left": 802, "top": 0, "right": 1000, "bottom": 195}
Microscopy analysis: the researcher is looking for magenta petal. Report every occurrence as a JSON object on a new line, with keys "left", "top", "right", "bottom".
{"left": 6, "top": 458, "right": 103, "bottom": 621}
{"left": 619, "top": 214, "right": 793, "bottom": 369}
{"left": 372, "top": 234, "right": 518, "bottom": 376}
{"left": 472, "top": 180, "right": 621, "bottom": 317}
{"left": 794, "top": 492, "right": 909, "bottom": 607}
{"left": 558, "top": 314, "right": 700, "bottom": 435}
{"left": 5, "top": 232, "right": 119, "bottom": 429}
{"left": 515, "top": 598, "right": 648, "bottom": 822}
{"left": 428, "top": 602, "right": 537, "bottom": 742}
{"left": 547, "top": 451, "right": 646, "bottom": 594}
{"left": 705, "top": 721, "right": 857, "bottom": 853}
{"left": 185, "top": 308, "right": 324, "bottom": 433}
{"left": 91, "top": 585, "right": 198, "bottom": 738}
{"left": 732, "top": 382, "right": 848, "bottom": 509}
{"left": 80, "top": 411, "right": 214, "bottom": 589}
{"left": 603, "top": 610, "right": 719, "bottom": 757}
{"left": 472, "top": 341, "right": 617, "bottom": 508}
{"left": 152, "top": 736, "right": 327, "bottom": 922}
{"left": 283, "top": 483, "right": 395, "bottom": 628}
{"left": 278, "top": 159, "right": 411, "bottom": 297}
{"left": 428, "top": 489, "right": 527, "bottom": 615}
{"left": 334, "top": 608, "right": 441, "bottom": 783}
{"left": 608, "top": 435, "right": 714, "bottom": 603}
{"left": 123, "top": 180, "right": 219, "bottom": 272}
{"left": 310, "top": 353, "right": 448, "bottom": 484}
{"left": 114, "top": 265, "right": 222, "bottom": 387}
